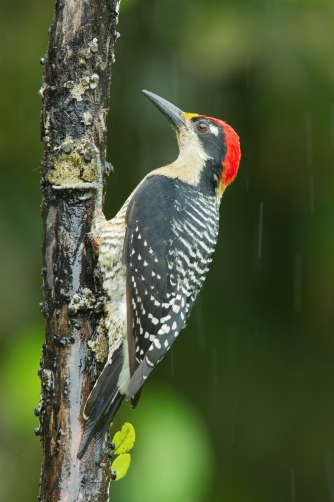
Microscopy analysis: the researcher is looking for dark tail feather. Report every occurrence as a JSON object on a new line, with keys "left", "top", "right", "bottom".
{"left": 94, "top": 392, "right": 124, "bottom": 463}
{"left": 126, "top": 358, "right": 153, "bottom": 401}
{"left": 84, "top": 347, "right": 122, "bottom": 419}
{"left": 131, "top": 388, "right": 143, "bottom": 409}
{"left": 77, "top": 348, "right": 123, "bottom": 460}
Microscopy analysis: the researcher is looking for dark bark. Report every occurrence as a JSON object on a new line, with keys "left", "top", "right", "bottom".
{"left": 37, "top": 1, "right": 121, "bottom": 500}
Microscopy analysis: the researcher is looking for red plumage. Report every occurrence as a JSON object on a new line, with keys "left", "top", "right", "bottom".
{"left": 209, "top": 117, "right": 241, "bottom": 187}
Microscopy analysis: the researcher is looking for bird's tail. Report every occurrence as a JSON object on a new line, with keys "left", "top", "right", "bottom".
{"left": 77, "top": 347, "right": 124, "bottom": 461}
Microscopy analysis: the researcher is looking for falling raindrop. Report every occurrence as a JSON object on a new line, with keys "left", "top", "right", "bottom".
{"left": 258, "top": 202, "right": 263, "bottom": 259}
{"left": 290, "top": 468, "right": 295, "bottom": 502}
{"left": 293, "top": 253, "right": 302, "bottom": 313}
{"left": 195, "top": 295, "right": 206, "bottom": 348}
{"left": 139, "top": 127, "right": 151, "bottom": 178}
{"left": 327, "top": 284, "right": 332, "bottom": 309}
{"left": 212, "top": 348, "right": 217, "bottom": 388}
{"left": 214, "top": 90, "right": 222, "bottom": 117}
{"left": 309, "top": 174, "right": 314, "bottom": 216}
{"left": 245, "top": 56, "right": 250, "bottom": 88}
{"left": 324, "top": 449, "right": 334, "bottom": 502}
{"left": 170, "top": 345, "right": 174, "bottom": 378}
{"left": 171, "top": 51, "right": 179, "bottom": 105}
{"left": 264, "top": 0, "right": 281, "bottom": 40}
{"left": 331, "top": 104, "right": 334, "bottom": 150}
{"left": 155, "top": 0, "right": 160, "bottom": 20}
{"left": 305, "top": 111, "right": 313, "bottom": 168}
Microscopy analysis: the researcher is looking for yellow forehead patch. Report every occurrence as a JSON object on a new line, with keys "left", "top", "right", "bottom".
{"left": 183, "top": 113, "right": 198, "bottom": 121}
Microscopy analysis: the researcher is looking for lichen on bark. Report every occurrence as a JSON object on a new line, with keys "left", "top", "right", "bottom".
{"left": 46, "top": 138, "right": 96, "bottom": 185}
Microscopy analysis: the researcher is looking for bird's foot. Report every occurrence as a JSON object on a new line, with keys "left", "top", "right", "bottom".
{"left": 107, "top": 441, "right": 116, "bottom": 458}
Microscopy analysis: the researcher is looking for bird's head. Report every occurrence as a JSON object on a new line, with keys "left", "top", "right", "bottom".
{"left": 143, "top": 90, "right": 241, "bottom": 196}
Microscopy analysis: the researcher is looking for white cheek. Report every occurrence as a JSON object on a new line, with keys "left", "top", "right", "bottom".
{"left": 178, "top": 128, "right": 211, "bottom": 162}
{"left": 209, "top": 125, "right": 219, "bottom": 136}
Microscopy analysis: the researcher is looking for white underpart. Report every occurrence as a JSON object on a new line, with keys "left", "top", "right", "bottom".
{"left": 92, "top": 202, "right": 129, "bottom": 363}
{"left": 177, "top": 126, "right": 211, "bottom": 164}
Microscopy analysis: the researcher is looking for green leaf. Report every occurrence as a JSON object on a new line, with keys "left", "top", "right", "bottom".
{"left": 112, "top": 422, "right": 136, "bottom": 454}
{"left": 111, "top": 453, "right": 131, "bottom": 481}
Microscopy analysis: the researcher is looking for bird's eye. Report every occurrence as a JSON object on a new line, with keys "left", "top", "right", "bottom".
{"left": 197, "top": 122, "right": 208, "bottom": 133}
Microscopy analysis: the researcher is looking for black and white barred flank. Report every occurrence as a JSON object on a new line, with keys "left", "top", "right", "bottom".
{"left": 78, "top": 173, "right": 221, "bottom": 460}
{"left": 124, "top": 174, "right": 220, "bottom": 399}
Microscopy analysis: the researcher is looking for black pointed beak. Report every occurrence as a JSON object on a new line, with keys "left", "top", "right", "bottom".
{"left": 142, "top": 90, "right": 186, "bottom": 128}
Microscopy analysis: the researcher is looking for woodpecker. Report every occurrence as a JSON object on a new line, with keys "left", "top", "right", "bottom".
{"left": 74, "top": 90, "right": 241, "bottom": 459}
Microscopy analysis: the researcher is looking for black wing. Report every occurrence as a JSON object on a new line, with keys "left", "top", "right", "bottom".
{"left": 124, "top": 175, "right": 218, "bottom": 400}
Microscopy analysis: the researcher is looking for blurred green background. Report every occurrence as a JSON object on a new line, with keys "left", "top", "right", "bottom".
{"left": 1, "top": 0, "right": 334, "bottom": 500}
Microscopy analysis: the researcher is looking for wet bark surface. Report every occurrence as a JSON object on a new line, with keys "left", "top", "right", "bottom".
{"left": 37, "top": 1, "right": 121, "bottom": 500}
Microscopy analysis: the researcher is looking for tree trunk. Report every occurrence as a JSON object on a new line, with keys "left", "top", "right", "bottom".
{"left": 37, "top": 1, "right": 121, "bottom": 500}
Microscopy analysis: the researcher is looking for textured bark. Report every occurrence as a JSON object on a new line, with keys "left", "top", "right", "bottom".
{"left": 37, "top": 1, "right": 121, "bottom": 501}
